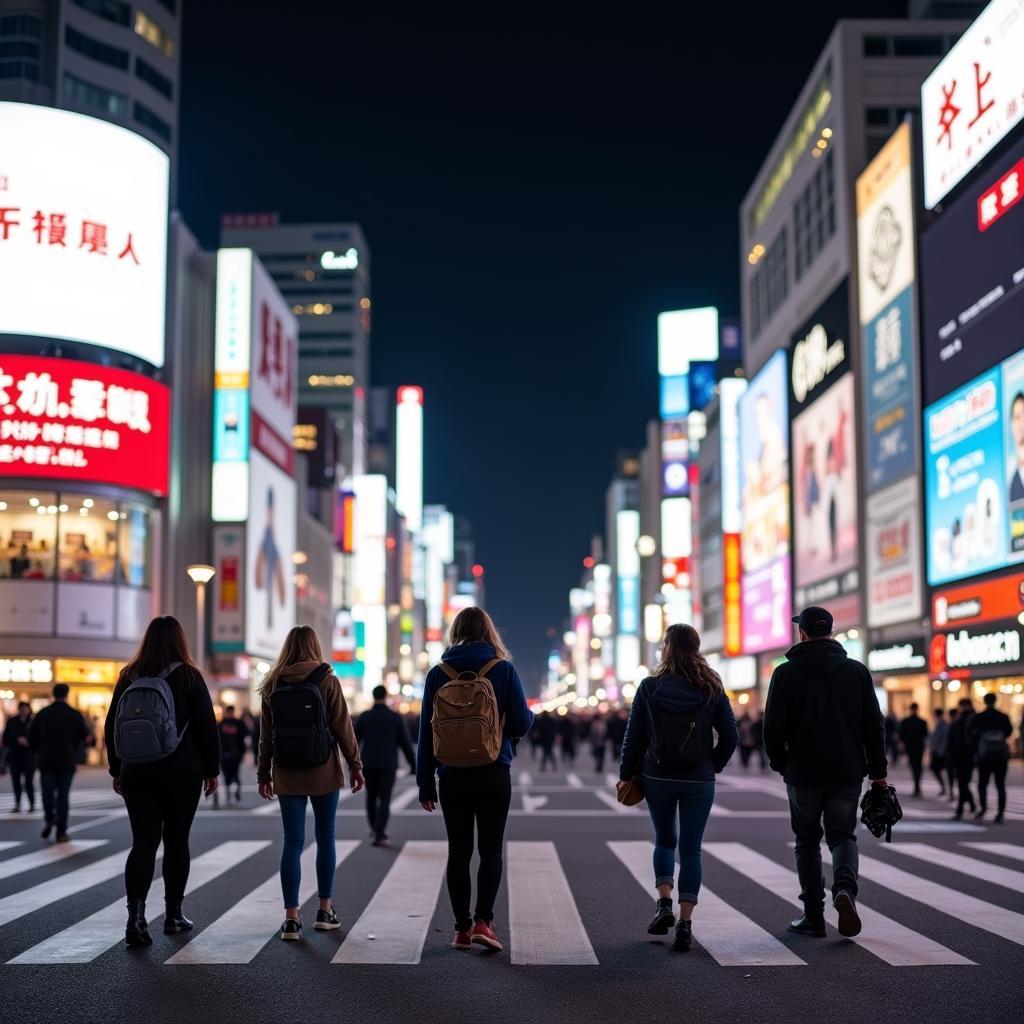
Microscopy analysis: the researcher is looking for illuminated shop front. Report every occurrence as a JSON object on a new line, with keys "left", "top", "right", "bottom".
{"left": 867, "top": 636, "right": 929, "bottom": 716}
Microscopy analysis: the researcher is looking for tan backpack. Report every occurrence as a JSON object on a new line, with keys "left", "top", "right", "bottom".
{"left": 431, "top": 658, "right": 504, "bottom": 767}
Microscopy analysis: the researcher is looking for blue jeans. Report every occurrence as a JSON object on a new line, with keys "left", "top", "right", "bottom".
{"left": 278, "top": 791, "right": 340, "bottom": 909}
{"left": 643, "top": 777, "right": 716, "bottom": 904}
{"left": 786, "top": 784, "right": 860, "bottom": 911}
{"left": 40, "top": 771, "right": 73, "bottom": 832}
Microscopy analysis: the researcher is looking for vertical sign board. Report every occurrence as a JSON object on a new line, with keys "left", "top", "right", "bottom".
{"left": 211, "top": 524, "right": 245, "bottom": 652}
{"left": 719, "top": 378, "right": 747, "bottom": 655}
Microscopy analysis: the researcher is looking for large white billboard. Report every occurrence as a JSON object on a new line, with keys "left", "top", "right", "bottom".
{"left": 865, "top": 477, "right": 924, "bottom": 628}
{"left": 0, "top": 102, "right": 169, "bottom": 366}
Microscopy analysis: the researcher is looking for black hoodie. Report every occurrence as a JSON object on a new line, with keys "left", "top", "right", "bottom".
{"left": 763, "top": 638, "right": 887, "bottom": 788}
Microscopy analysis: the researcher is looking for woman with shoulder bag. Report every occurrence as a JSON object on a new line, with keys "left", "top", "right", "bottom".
{"left": 618, "top": 624, "right": 738, "bottom": 951}
{"left": 104, "top": 616, "right": 221, "bottom": 949}
{"left": 257, "top": 625, "right": 364, "bottom": 942}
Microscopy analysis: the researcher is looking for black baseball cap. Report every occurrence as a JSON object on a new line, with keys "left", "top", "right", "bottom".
{"left": 792, "top": 606, "right": 833, "bottom": 637}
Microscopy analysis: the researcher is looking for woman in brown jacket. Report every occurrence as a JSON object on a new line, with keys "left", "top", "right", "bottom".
{"left": 257, "top": 626, "right": 364, "bottom": 942}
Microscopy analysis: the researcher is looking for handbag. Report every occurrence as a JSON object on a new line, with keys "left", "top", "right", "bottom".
{"left": 616, "top": 776, "right": 644, "bottom": 806}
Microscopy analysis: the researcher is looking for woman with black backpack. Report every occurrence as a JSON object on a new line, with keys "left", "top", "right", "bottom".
{"left": 617, "top": 624, "right": 738, "bottom": 952}
{"left": 256, "top": 625, "right": 364, "bottom": 942}
{"left": 417, "top": 606, "right": 533, "bottom": 954}
{"left": 104, "top": 616, "right": 221, "bottom": 949}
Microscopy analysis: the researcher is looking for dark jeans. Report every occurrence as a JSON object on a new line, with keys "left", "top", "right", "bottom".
{"left": 438, "top": 763, "right": 512, "bottom": 931}
{"left": 539, "top": 744, "right": 557, "bottom": 771}
{"left": 739, "top": 745, "right": 753, "bottom": 768}
{"left": 10, "top": 762, "right": 35, "bottom": 808}
{"left": 221, "top": 756, "right": 242, "bottom": 789}
{"left": 906, "top": 749, "right": 924, "bottom": 793}
{"left": 39, "top": 771, "right": 73, "bottom": 832}
{"left": 977, "top": 758, "right": 1008, "bottom": 815}
{"left": 929, "top": 753, "right": 947, "bottom": 789}
{"left": 592, "top": 744, "right": 606, "bottom": 773}
{"left": 364, "top": 767, "right": 397, "bottom": 838}
{"left": 955, "top": 763, "right": 976, "bottom": 814}
{"left": 278, "top": 790, "right": 340, "bottom": 908}
{"left": 122, "top": 775, "right": 202, "bottom": 902}
{"left": 644, "top": 778, "right": 716, "bottom": 904}
{"left": 787, "top": 784, "right": 861, "bottom": 913}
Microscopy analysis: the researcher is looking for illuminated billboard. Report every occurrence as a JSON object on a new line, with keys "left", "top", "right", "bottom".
{"left": 395, "top": 386, "right": 423, "bottom": 533}
{"left": 738, "top": 349, "right": 790, "bottom": 653}
{"left": 658, "top": 307, "right": 719, "bottom": 375}
{"left": 0, "top": 354, "right": 169, "bottom": 495}
{"left": 352, "top": 473, "right": 388, "bottom": 694}
{"left": 616, "top": 509, "right": 640, "bottom": 679}
{"left": 0, "top": 102, "right": 169, "bottom": 367}
{"left": 865, "top": 477, "right": 923, "bottom": 629}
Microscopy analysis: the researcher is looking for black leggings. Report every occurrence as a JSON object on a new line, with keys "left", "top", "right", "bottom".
{"left": 10, "top": 764, "right": 35, "bottom": 807}
{"left": 439, "top": 763, "right": 512, "bottom": 931}
{"left": 977, "top": 758, "right": 1008, "bottom": 815}
{"left": 122, "top": 776, "right": 202, "bottom": 903}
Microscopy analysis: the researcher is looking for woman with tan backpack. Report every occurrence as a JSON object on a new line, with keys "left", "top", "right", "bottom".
{"left": 417, "top": 607, "right": 534, "bottom": 954}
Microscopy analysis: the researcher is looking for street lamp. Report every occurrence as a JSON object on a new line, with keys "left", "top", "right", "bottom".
{"left": 186, "top": 564, "right": 216, "bottom": 673}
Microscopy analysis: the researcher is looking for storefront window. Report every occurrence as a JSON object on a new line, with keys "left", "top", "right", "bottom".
{"left": 117, "top": 503, "right": 151, "bottom": 587}
{"left": 59, "top": 494, "right": 116, "bottom": 582}
{"left": 0, "top": 491, "right": 57, "bottom": 579}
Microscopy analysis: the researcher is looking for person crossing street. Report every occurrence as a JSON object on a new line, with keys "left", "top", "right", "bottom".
{"left": 2, "top": 701, "right": 36, "bottom": 813}
{"left": 968, "top": 693, "right": 1012, "bottom": 823}
{"left": 898, "top": 703, "right": 928, "bottom": 798}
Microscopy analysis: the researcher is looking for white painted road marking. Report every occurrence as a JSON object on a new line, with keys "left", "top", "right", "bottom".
{"left": 882, "top": 842, "right": 1024, "bottom": 892}
{"left": 0, "top": 840, "right": 107, "bottom": 881}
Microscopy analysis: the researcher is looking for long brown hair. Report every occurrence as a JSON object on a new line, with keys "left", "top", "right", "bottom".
{"left": 257, "top": 625, "right": 325, "bottom": 702}
{"left": 117, "top": 616, "right": 198, "bottom": 693}
{"left": 652, "top": 624, "right": 723, "bottom": 703}
{"left": 447, "top": 607, "right": 511, "bottom": 660}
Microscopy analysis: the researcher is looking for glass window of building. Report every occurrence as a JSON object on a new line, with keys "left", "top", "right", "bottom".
{"left": 134, "top": 11, "right": 174, "bottom": 58}
{"left": 71, "top": 0, "right": 131, "bottom": 27}
{"left": 117, "top": 503, "right": 151, "bottom": 588}
{"left": 59, "top": 495, "right": 117, "bottom": 582}
{"left": 135, "top": 55, "right": 173, "bottom": 99}
{"left": 0, "top": 492, "right": 57, "bottom": 579}
{"left": 63, "top": 72, "right": 129, "bottom": 117}
{"left": 133, "top": 100, "right": 172, "bottom": 142}
{"left": 64, "top": 25, "right": 130, "bottom": 69}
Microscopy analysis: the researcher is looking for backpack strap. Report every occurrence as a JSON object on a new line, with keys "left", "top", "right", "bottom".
{"left": 438, "top": 663, "right": 459, "bottom": 680}
{"left": 160, "top": 662, "right": 182, "bottom": 679}
{"left": 477, "top": 658, "right": 501, "bottom": 679}
{"left": 305, "top": 663, "right": 332, "bottom": 688}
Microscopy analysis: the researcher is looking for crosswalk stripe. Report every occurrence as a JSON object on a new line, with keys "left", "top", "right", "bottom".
{"left": 962, "top": 842, "right": 1024, "bottom": 865}
{"left": 333, "top": 840, "right": 446, "bottom": 965}
{"left": 0, "top": 840, "right": 107, "bottom": 881}
{"left": 567, "top": 773, "right": 584, "bottom": 789}
{"left": 593, "top": 790, "right": 637, "bottom": 814}
{"left": 389, "top": 787, "right": 421, "bottom": 812}
{"left": 0, "top": 848, "right": 130, "bottom": 928}
{"left": 8, "top": 841, "right": 269, "bottom": 964}
{"left": 605, "top": 773, "right": 619, "bottom": 789}
{"left": 881, "top": 843, "right": 1024, "bottom": 893}
{"left": 608, "top": 841, "right": 804, "bottom": 967}
{"left": 0, "top": 842, "right": 22, "bottom": 853}
{"left": 858, "top": 854, "right": 1024, "bottom": 948}
{"left": 703, "top": 843, "right": 972, "bottom": 966}
{"left": 507, "top": 841, "right": 598, "bottom": 965}
{"left": 169, "top": 841, "right": 358, "bottom": 964}
{"left": 518, "top": 771, "right": 533, "bottom": 788}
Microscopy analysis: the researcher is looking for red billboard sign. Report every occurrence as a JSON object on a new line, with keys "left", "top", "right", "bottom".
{"left": 0, "top": 353, "right": 169, "bottom": 495}
{"left": 932, "top": 571, "right": 1024, "bottom": 629}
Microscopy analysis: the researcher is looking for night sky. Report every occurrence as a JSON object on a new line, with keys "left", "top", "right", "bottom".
{"left": 179, "top": 0, "right": 910, "bottom": 689}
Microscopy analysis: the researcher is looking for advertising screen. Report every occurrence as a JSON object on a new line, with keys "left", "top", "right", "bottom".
{"left": 0, "top": 353, "right": 169, "bottom": 495}
{"left": 739, "top": 349, "right": 791, "bottom": 653}
{"left": 920, "top": 133, "right": 1024, "bottom": 405}
{"left": 866, "top": 477, "right": 923, "bottom": 627}
{"left": 925, "top": 349, "right": 1024, "bottom": 586}
{"left": 0, "top": 102, "right": 169, "bottom": 367}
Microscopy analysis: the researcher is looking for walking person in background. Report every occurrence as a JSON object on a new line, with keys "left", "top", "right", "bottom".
{"left": 609, "top": 709, "right": 628, "bottom": 761}
{"left": 560, "top": 713, "right": 578, "bottom": 765}
{"left": 948, "top": 697, "right": 977, "bottom": 820}
{"left": 736, "top": 711, "right": 755, "bottom": 768}
{"left": 899, "top": 703, "right": 928, "bottom": 797}
{"left": 763, "top": 607, "right": 887, "bottom": 939}
{"left": 2, "top": 701, "right": 35, "bottom": 813}
{"left": 217, "top": 704, "right": 248, "bottom": 805}
{"left": 257, "top": 625, "right": 364, "bottom": 942}
{"left": 105, "top": 617, "right": 221, "bottom": 947}
{"left": 29, "top": 684, "right": 90, "bottom": 843}
{"left": 968, "top": 693, "right": 1012, "bottom": 823}
{"left": 242, "top": 710, "right": 261, "bottom": 766}
{"left": 752, "top": 711, "right": 767, "bottom": 770}
{"left": 945, "top": 708, "right": 959, "bottom": 798}
{"left": 884, "top": 712, "right": 900, "bottom": 765}
{"left": 590, "top": 714, "right": 607, "bottom": 773}
{"left": 418, "top": 607, "right": 533, "bottom": 954}
{"left": 355, "top": 684, "right": 416, "bottom": 847}
{"left": 928, "top": 707, "right": 950, "bottom": 797}
{"left": 536, "top": 711, "right": 558, "bottom": 771}
{"left": 618, "top": 624, "right": 737, "bottom": 952}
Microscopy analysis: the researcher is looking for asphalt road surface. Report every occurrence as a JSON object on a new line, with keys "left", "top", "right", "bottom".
{"left": 2, "top": 760, "right": 1023, "bottom": 1024}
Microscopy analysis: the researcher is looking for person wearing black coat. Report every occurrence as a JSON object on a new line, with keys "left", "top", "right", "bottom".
{"left": 947, "top": 697, "right": 977, "bottom": 819}
{"left": 898, "top": 703, "right": 929, "bottom": 797}
{"left": 103, "top": 616, "right": 220, "bottom": 948}
{"left": 763, "top": 607, "right": 887, "bottom": 941}
{"left": 967, "top": 693, "right": 1013, "bottom": 823}
{"left": 2, "top": 701, "right": 36, "bottom": 812}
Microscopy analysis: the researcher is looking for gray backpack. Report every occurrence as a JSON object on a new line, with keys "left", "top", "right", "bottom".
{"left": 113, "top": 663, "right": 185, "bottom": 764}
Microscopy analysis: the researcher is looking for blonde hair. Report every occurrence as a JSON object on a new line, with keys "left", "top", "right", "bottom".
{"left": 447, "top": 606, "right": 511, "bottom": 660}
{"left": 257, "top": 625, "right": 325, "bottom": 701}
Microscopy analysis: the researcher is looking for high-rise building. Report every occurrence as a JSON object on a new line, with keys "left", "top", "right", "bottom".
{"left": 220, "top": 219, "right": 371, "bottom": 484}
{"left": 0, "top": 0, "right": 181, "bottom": 181}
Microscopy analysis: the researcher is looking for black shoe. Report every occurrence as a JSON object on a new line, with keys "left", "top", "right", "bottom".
{"left": 314, "top": 907, "right": 340, "bottom": 930}
{"left": 163, "top": 901, "right": 194, "bottom": 934}
{"left": 372, "top": 835, "right": 391, "bottom": 848}
{"left": 647, "top": 897, "right": 675, "bottom": 935}
{"left": 673, "top": 920, "right": 692, "bottom": 951}
{"left": 833, "top": 891, "right": 862, "bottom": 938}
{"left": 280, "top": 918, "right": 302, "bottom": 941}
{"left": 55, "top": 832, "right": 69, "bottom": 843}
{"left": 788, "top": 914, "right": 826, "bottom": 937}
{"left": 994, "top": 813, "right": 1004, "bottom": 824}
{"left": 40, "top": 822, "right": 53, "bottom": 839}
{"left": 950, "top": 812, "right": 962, "bottom": 820}
{"left": 125, "top": 899, "right": 152, "bottom": 948}
{"left": 974, "top": 809, "right": 986, "bottom": 820}
{"left": 10, "top": 806, "right": 19, "bottom": 814}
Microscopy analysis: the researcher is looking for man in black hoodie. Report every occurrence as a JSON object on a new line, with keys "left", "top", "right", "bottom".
{"left": 764, "top": 607, "right": 887, "bottom": 941}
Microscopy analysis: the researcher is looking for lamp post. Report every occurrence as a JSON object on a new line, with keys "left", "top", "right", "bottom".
{"left": 186, "top": 564, "right": 216, "bottom": 674}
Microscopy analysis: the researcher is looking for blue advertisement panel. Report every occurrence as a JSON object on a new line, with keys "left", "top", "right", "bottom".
{"left": 659, "top": 375, "right": 689, "bottom": 420}
{"left": 863, "top": 285, "right": 916, "bottom": 491}
{"left": 213, "top": 387, "right": 249, "bottom": 462}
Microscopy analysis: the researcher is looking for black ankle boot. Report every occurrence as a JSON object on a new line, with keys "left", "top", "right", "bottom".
{"left": 673, "top": 919, "right": 692, "bottom": 951}
{"left": 163, "top": 900, "right": 194, "bottom": 934}
{"left": 125, "top": 899, "right": 152, "bottom": 948}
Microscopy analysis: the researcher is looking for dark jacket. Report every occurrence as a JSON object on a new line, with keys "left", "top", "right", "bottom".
{"left": 356, "top": 703, "right": 416, "bottom": 772}
{"left": 947, "top": 712, "right": 974, "bottom": 767}
{"left": 763, "top": 638, "right": 887, "bottom": 788}
{"left": 218, "top": 715, "right": 248, "bottom": 762}
{"left": 417, "top": 642, "right": 534, "bottom": 803}
{"left": 619, "top": 673, "right": 738, "bottom": 783}
{"left": 104, "top": 664, "right": 221, "bottom": 781}
{"left": 898, "top": 713, "right": 928, "bottom": 754}
{"left": 967, "top": 707, "right": 1013, "bottom": 761}
{"left": 28, "top": 702, "right": 90, "bottom": 774}
{"left": 2, "top": 715, "right": 35, "bottom": 769}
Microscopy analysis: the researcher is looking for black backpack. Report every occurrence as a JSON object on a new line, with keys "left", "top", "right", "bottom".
{"left": 649, "top": 683, "right": 707, "bottom": 772}
{"left": 269, "top": 664, "right": 334, "bottom": 769}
